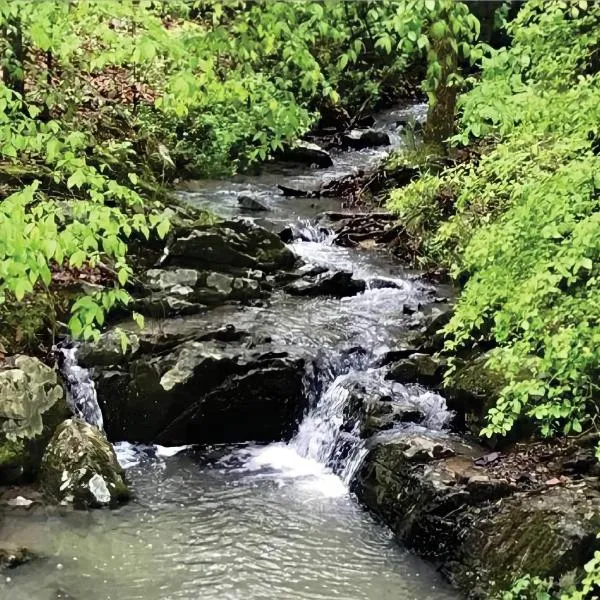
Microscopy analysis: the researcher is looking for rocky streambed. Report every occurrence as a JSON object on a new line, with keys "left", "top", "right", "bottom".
{"left": 1, "top": 103, "right": 599, "bottom": 600}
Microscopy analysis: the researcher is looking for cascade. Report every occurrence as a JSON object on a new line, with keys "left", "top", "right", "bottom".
{"left": 56, "top": 345, "right": 104, "bottom": 430}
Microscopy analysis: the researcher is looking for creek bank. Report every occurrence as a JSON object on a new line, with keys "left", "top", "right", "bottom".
{"left": 352, "top": 430, "right": 600, "bottom": 598}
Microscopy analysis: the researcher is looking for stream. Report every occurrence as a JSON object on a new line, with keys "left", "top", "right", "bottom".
{"left": 1, "top": 104, "right": 460, "bottom": 600}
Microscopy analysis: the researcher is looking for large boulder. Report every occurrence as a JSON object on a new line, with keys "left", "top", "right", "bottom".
{"left": 449, "top": 485, "right": 600, "bottom": 597}
{"left": 39, "top": 419, "right": 130, "bottom": 508}
{"left": 91, "top": 335, "right": 307, "bottom": 445}
{"left": 163, "top": 220, "right": 296, "bottom": 273}
{"left": 352, "top": 431, "right": 600, "bottom": 598}
{"left": 0, "top": 355, "right": 68, "bottom": 483}
{"left": 134, "top": 267, "right": 267, "bottom": 318}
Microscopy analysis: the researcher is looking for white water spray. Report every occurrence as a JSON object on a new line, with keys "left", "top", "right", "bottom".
{"left": 57, "top": 346, "right": 104, "bottom": 430}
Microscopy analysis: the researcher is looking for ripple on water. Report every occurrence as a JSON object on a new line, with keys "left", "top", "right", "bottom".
{"left": 1, "top": 449, "right": 458, "bottom": 600}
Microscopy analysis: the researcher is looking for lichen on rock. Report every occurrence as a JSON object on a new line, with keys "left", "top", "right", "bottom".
{"left": 40, "top": 419, "right": 130, "bottom": 508}
{"left": 0, "top": 355, "right": 65, "bottom": 440}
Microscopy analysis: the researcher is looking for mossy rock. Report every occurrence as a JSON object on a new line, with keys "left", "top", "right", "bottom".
{"left": 0, "top": 437, "right": 26, "bottom": 484}
{"left": 451, "top": 485, "right": 600, "bottom": 598}
{"left": 0, "top": 355, "right": 69, "bottom": 482}
{"left": 442, "top": 352, "right": 508, "bottom": 437}
{"left": 0, "top": 294, "right": 58, "bottom": 355}
{"left": 40, "top": 419, "right": 130, "bottom": 508}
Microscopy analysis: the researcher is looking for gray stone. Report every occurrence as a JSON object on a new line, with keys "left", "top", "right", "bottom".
{"left": 0, "top": 356, "right": 68, "bottom": 483}
{"left": 40, "top": 419, "right": 130, "bottom": 508}
{"left": 237, "top": 192, "right": 270, "bottom": 211}
{"left": 164, "top": 220, "right": 296, "bottom": 273}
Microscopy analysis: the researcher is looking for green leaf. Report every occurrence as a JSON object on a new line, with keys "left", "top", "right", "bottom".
{"left": 66, "top": 169, "right": 87, "bottom": 189}
{"left": 132, "top": 311, "right": 145, "bottom": 329}
{"left": 157, "top": 219, "right": 170, "bottom": 239}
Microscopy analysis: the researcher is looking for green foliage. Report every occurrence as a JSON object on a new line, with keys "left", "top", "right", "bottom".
{"left": 0, "top": 0, "right": 486, "bottom": 344}
{"left": 500, "top": 574, "right": 553, "bottom": 600}
{"left": 499, "top": 548, "right": 600, "bottom": 599}
{"left": 388, "top": 0, "right": 600, "bottom": 441}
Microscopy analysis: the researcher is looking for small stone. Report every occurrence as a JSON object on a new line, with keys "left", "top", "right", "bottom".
{"left": 468, "top": 475, "right": 491, "bottom": 484}
{"left": 545, "top": 477, "right": 561, "bottom": 486}
{"left": 7, "top": 496, "right": 34, "bottom": 507}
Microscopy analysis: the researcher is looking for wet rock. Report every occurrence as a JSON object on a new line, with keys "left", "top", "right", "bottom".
{"left": 450, "top": 485, "right": 600, "bottom": 597}
{"left": 352, "top": 432, "right": 514, "bottom": 563}
{"left": 341, "top": 129, "right": 390, "bottom": 150}
{"left": 366, "top": 278, "right": 402, "bottom": 290}
{"left": 134, "top": 267, "right": 267, "bottom": 317}
{"left": 164, "top": 220, "right": 296, "bottom": 274}
{"left": 341, "top": 379, "right": 431, "bottom": 438}
{"left": 278, "top": 141, "right": 333, "bottom": 168}
{"left": 386, "top": 353, "right": 447, "bottom": 386}
{"left": 40, "top": 419, "right": 130, "bottom": 508}
{"left": 93, "top": 337, "right": 307, "bottom": 445}
{"left": 0, "top": 545, "right": 35, "bottom": 569}
{"left": 0, "top": 355, "right": 68, "bottom": 483}
{"left": 237, "top": 192, "right": 270, "bottom": 211}
{"left": 285, "top": 270, "right": 366, "bottom": 298}
{"left": 352, "top": 430, "right": 600, "bottom": 598}
{"left": 277, "top": 184, "right": 320, "bottom": 198}
{"left": 274, "top": 264, "right": 328, "bottom": 284}
{"left": 415, "top": 304, "right": 454, "bottom": 352}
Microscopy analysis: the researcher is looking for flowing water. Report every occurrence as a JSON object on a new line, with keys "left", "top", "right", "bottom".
{"left": 1, "top": 103, "right": 460, "bottom": 600}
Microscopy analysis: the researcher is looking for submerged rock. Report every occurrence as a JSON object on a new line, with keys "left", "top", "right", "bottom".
{"left": 285, "top": 270, "right": 366, "bottom": 298}
{"left": 278, "top": 141, "right": 333, "bottom": 168}
{"left": 0, "top": 545, "right": 35, "bottom": 570}
{"left": 40, "top": 419, "right": 130, "bottom": 508}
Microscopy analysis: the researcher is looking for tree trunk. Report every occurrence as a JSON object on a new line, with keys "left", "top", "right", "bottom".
{"left": 423, "top": 38, "right": 458, "bottom": 146}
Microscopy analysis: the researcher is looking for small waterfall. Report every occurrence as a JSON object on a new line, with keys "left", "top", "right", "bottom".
{"left": 289, "top": 218, "right": 335, "bottom": 244}
{"left": 57, "top": 346, "right": 104, "bottom": 430}
{"left": 290, "top": 357, "right": 453, "bottom": 485}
